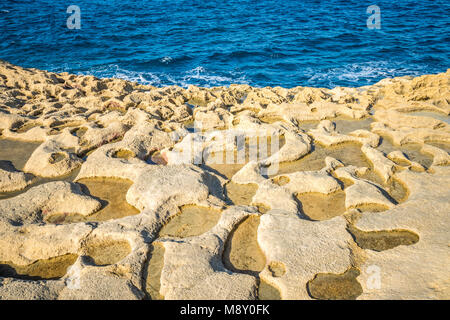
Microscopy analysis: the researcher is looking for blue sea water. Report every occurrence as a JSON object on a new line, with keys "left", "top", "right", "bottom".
{"left": 0, "top": 0, "right": 449, "bottom": 88}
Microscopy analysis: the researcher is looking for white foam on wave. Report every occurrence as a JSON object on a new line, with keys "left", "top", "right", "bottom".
{"left": 306, "top": 61, "right": 426, "bottom": 88}
{"left": 77, "top": 64, "right": 163, "bottom": 86}
{"left": 179, "top": 66, "right": 248, "bottom": 87}
{"left": 160, "top": 56, "right": 173, "bottom": 64}
{"left": 48, "top": 61, "right": 431, "bottom": 89}
{"left": 72, "top": 64, "right": 248, "bottom": 88}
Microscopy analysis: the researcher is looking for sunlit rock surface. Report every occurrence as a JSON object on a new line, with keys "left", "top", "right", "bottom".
{"left": 0, "top": 61, "right": 449, "bottom": 300}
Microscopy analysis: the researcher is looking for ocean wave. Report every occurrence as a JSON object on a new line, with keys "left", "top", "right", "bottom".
{"left": 77, "top": 65, "right": 163, "bottom": 86}
{"left": 73, "top": 64, "right": 249, "bottom": 88}
{"left": 305, "top": 61, "right": 427, "bottom": 88}
{"left": 130, "top": 55, "right": 193, "bottom": 68}
{"left": 160, "top": 56, "right": 173, "bottom": 64}
{"left": 180, "top": 66, "right": 248, "bottom": 87}
{"left": 208, "top": 49, "right": 291, "bottom": 61}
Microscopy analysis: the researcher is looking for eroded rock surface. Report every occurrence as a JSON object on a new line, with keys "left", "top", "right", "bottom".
{"left": 0, "top": 62, "right": 449, "bottom": 300}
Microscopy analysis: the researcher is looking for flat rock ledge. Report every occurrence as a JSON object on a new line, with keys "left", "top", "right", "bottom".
{"left": 0, "top": 61, "right": 449, "bottom": 300}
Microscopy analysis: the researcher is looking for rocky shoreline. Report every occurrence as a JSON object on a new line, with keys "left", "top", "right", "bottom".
{"left": 0, "top": 61, "right": 449, "bottom": 299}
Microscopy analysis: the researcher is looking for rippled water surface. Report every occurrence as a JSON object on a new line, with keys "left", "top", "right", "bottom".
{"left": 0, "top": 0, "right": 448, "bottom": 88}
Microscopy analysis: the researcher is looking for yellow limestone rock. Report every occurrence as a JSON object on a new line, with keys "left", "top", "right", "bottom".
{"left": 158, "top": 206, "right": 259, "bottom": 300}
{"left": 355, "top": 167, "right": 450, "bottom": 299}
{"left": 257, "top": 210, "right": 353, "bottom": 299}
